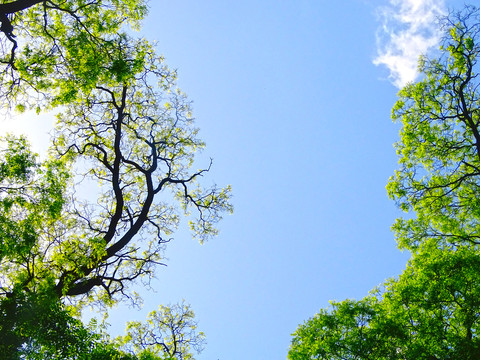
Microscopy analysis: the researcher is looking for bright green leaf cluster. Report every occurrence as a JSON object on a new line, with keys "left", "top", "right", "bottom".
{"left": 387, "top": 5, "right": 480, "bottom": 251}
{"left": 117, "top": 301, "right": 206, "bottom": 359}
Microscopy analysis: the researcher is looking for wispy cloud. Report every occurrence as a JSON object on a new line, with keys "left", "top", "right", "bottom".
{"left": 374, "top": 0, "right": 446, "bottom": 88}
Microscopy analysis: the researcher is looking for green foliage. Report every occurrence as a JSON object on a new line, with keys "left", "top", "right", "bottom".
{"left": 387, "top": 5, "right": 480, "bottom": 252}
{"left": 117, "top": 301, "right": 206, "bottom": 360}
{"left": 0, "top": 288, "right": 137, "bottom": 360}
{"left": 288, "top": 5, "right": 480, "bottom": 360}
{"left": 380, "top": 246, "right": 480, "bottom": 359}
{"left": 0, "top": 0, "right": 148, "bottom": 108}
{"left": 289, "top": 246, "right": 480, "bottom": 360}
{"left": 0, "top": 0, "right": 231, "bottom": 307}
{"left": 0, "top": 0, "right": 231, "bottom": 358}
{"left": 0, "top": 135, "right": 68, "bottom": 262}
{"left": 288, "top": 297, "right": 390, "bottom": 360}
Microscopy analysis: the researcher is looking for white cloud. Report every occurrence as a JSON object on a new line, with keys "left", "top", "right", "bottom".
{"left": 374, "top": 0, "right": 446, "bottom": 88}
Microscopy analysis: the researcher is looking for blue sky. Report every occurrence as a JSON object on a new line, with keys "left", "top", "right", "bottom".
{"left": 0, "top": 0, "right": 468, "bottom": 359}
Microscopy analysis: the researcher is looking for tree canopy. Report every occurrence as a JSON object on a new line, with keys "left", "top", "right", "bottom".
{"left": 387, "top": 4, "right": 480, "bottom": 252}
{"left": 288, "top": 5, "right": 480, "bottom": 360}
{"left": 117, "top": 301, "right": 206, "bottom": 360}
{"left": 0, "top": 0, "right": 232, "bottom": 358}
{"left": 0, "top": 0, "right": 147, "bottom": 107}
{"left": 289, "top": 246, "right": 480, "bottom": 360}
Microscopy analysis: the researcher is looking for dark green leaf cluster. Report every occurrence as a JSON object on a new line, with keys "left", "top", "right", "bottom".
{"left": 0, "top": 288, "right": 137, "bottom": 359}
{"left": 289, "top": 246, "right": 480, "bottom": 360}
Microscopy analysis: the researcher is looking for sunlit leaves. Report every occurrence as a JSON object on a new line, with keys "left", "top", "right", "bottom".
{"left": 0, "top": 0, "right": 149, "bottom": 109}
{"left": 0, "top": 135, "right": 69, "bottom": 263}
{"left": 0, "top": 34, "right": 232, "bottom": 309}
{"left": 117, "top": 301, "right": 206, "bottom": 360}
{"left": 3, "top": 29, "right": 233, "bottom": 312}
{"left": 387, "top": 5, "right": 480, "bottom": 251}
{"left": 288, "top": 297, "right": 389, "bottom": 360}
{"left": 288, "top": 246, "right": 480, "bottom": 360}
{"left": 382, "top": 246, "right": 480, "bottom": 359}
{"left": 290, "top": 5, "right": 480, "bottom": 360}
{"left": 0, "top": 1, "right": 230, "bottom": 358}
